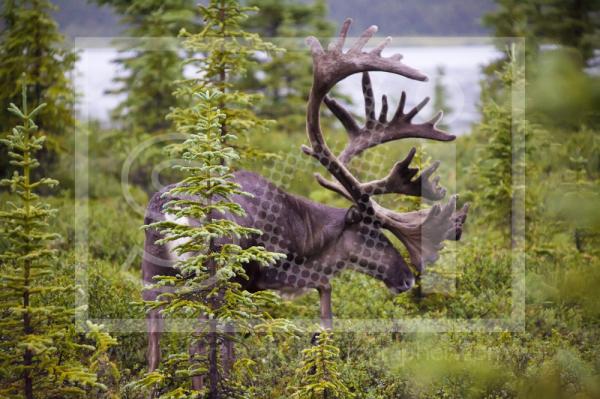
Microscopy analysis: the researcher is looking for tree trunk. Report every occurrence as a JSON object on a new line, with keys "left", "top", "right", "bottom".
{"left": 208, "top": 320, "right": 219, "bottom": 399}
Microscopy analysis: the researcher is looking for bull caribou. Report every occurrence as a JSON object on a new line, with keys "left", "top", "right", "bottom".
{"left": 142, "top": 18, "right": 469, "bottom": 376}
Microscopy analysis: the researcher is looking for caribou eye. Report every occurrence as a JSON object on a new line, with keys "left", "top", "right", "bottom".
{"left": 344, "top": 206, "right": 362, "bottom": 225}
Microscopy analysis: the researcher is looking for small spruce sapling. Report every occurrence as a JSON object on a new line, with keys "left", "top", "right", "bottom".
{"left": 475, "top": 46, "right": 528, "bottom": 237}
{"left": 291, "top": 329, "right": 352, "bottom": 399}
{"left": 130, "top": 90, "right": 289, "bottom": 398}
{"left": 0, "top": 85, "right": 113, "bottom": 398}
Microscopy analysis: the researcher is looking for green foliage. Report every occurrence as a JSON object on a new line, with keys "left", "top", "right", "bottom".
{"left": 470, "top": 47, "right": 528, "bottom": 234}
{"left": 82, "top": 0, "right": 200, "bottom": 193}
{"left": 0, "top": 0, "right": 77, "bottom": 175}
{"left": 85, "top": 321, "right": 121, "bottom": 398}
{"left": 96, "top": 0, "right": 199, "bottom": 134}
{"left": 175, "top": 0, "right": 281, "bottom": 160}
{"left": 483, "top": 0, "right": 600, "bottom": 66}
{"left": 241, "top": 0, "right": 335, "bottom": 135}
{"left": 0, "top": 87, "right": 107, "bottom": 398}
{"left": 291, "top": 329, "right": 352, "bottom": 399}
{"left": 389, "top": 337, "right": 515, "bottom": 399}
{"left": 528, "top": 49, "right": 600, "bottom": 128}
{"left": 528, "top": 123, "right": 600, "bottom": 256}
{"left": 84, "top": 195, "right": 146, "bottom": 262}
{"left": 482, "top": 0, "right": 600, "bottom": 115}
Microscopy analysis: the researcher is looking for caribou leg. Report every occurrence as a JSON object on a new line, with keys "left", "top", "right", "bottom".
{"left": 311, "top": 287, "right": 333, "bottom": 350}
{"left": 318, "top": 286, "right": 333, "bottom": 330}
{"left": 147, "top": 308, "right": 163, "bottom": 372}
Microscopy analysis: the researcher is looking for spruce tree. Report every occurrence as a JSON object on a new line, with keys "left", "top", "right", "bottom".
{"left": 0, "top": 0, "right": 77, "bottom": 176}
{"left": 131, "top": 1, "right": 295, "bottom": 396}
{"left": 291, "top": 329, "right": 352, "bottom": 399}
{"left": 95, "top": 0, "right": 199, "bottom": 134}
{"left": 131, "top": 90, "right": 288, "bottom": 398}
{"left": 172, "top": 0, "right": 284, "bottom": 163}
{"left": 0, "top": 86, "right": 111, "bottom": 398}
{"left": 241, "top": 0, "right": 334, "bottom": 135}
{"left": 474, "top": 47, "right": 528, "bottom": 236}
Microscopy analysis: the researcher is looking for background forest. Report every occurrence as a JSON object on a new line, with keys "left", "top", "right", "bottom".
{"left": 0, "top": 0, "right": 599, "bottom": 398}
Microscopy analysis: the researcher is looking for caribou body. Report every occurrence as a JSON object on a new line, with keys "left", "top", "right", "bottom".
{"left": 142, "top": 18, "right": 469, "bottom": 378}
{"left": 142, "top": 169, "right": 417, "bottom": 370}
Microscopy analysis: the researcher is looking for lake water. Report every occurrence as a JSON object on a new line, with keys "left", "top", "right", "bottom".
{"left": 75, "top": 44, "right": 502, "bottom": 135}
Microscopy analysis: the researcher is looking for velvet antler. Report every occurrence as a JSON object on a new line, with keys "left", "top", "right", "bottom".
{"left": 303, "top": 18, "right": 469, "bottom": 272}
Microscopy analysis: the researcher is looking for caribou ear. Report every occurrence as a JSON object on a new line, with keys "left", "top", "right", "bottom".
{"left": 345, "top": 206, "right": 363, "bottom": 225}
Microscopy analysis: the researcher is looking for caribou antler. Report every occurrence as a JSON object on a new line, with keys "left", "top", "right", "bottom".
{"left": 325, "top": 72, "right": 455, "bottom": 164}
{"left": 374, "top": 199, "right": 470, "bottom": 268}
{"left": 361, "top": 147, "right": 446, "bottom": 201}
{"left": 312, "top": 146, "right": 446, "bottom": 201}
{"left": 303, "top": 19, "right": 427, "bottom": 203}
{"left": 313, "top": 173, "right": 469, "bottom": 272}
{"left": 303, "top": 18, "right": 469, "bottom": 272}
{"left": 306, "top": 19, "right": 427, "bottom": 94}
